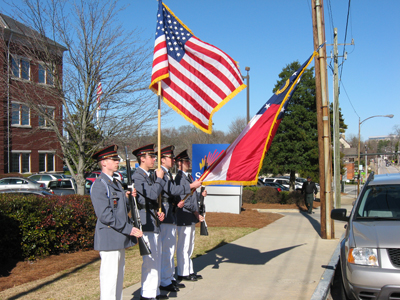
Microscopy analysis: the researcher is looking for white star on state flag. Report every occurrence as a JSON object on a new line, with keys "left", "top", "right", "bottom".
{"left": 265, "top": 103, "right": 271, "bottom": 110}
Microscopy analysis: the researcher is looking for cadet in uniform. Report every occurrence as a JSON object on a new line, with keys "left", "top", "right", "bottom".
{"left": 131, "top": 144, "right": 166, "bottom": 300}
{"left": 158, "top": 146, "right": 202, "bottom": 292}
{"left": 90, "top": 145, "right": 143, "bottom": 300}
{"left": 174, "top": 150, "right": 206, "bottom": 281}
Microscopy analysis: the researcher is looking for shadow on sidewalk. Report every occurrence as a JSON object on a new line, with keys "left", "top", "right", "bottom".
{"left": 194, "top": 242, "right": 304, "bottom": 272}
{"left": 300, "top": 210, "right": 322, "bottom": 237}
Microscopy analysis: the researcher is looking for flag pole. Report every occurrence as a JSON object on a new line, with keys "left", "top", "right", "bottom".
{"left": 157, "top": 81, "right": 162, "bottom": 213}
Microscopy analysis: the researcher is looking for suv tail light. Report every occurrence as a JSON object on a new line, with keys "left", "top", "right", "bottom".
{"left": 40, "top": 183, "right": 46, "bottom": 188}
{"left": 277, "top": 188, "right": 282, "bottom": 192}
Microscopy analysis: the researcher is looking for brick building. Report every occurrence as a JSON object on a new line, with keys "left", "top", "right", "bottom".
{"left": 0, "top": 13, "right": 66, "bottom": 174}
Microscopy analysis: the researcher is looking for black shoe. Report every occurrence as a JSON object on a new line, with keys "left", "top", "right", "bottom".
{"left": 160, "top": 283, "right": 179, "bottom": 292}
{"left": 140, "top": 297, "right": 156, "bottom": 300}
{"left": 177, "top": 275, "right": 197, "bottom": 281}
{"left": 156, "top": 295, "right": 169, "bottom": 300}
{"left": 172, "top": 280, "right": 185, "bottom": 288}
{"left": 190, "top": 273, "right": 203, "bottom": 280}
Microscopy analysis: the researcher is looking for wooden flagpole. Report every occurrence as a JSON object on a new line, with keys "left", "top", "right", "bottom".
{"left": 157, "top": 81, "right": 162, "bottom": 213}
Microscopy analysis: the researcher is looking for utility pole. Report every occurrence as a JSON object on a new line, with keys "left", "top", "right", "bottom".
{"left": 312, "top": 0, "right": 334, "bottom": 239}
{"left": 329, "top": 29, "right": 353, "bottom": 209}
{"left": 333, "top": 28, "right": 340, "bottom": 209}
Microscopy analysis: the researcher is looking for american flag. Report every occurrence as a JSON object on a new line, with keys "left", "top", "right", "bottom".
{"left": 149, "top": 1, "right": 246, "bottom": 134}
{"left": 96, "top": 82, "right": 103, "bottom": 108}
{"left": 199, "top": 52, "right": 318, "bottom": 185}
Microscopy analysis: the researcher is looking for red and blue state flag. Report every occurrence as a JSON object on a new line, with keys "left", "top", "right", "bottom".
{"left": 200, "top": 52, "right": 319, "bottom": 185}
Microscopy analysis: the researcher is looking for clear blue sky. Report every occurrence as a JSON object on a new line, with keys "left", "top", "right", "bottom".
{"left": 2, "top": 0, "right": 399, "bottom": 141}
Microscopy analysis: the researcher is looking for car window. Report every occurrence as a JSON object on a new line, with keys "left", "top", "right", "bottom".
{"left": 87, "top": 173, "right": 97, "bottom": 178}
{"left": 42, "top": 175, "right": 52, "bottom": 181}
{"left": 0, "top": 179, "right": 8, "bottom": 185}
{"left": 264, "top": 179, "right": 274, "bottom": 183}
{"left": 29, "top": 175, "right": 41, "bottom": 181}
{"left": 61, "top": 181, "right": 73, "bottom": 188}
{"left": 10, "top": 178, "right": 27, "bottom": 184}
{"left": 48, "top": 181, "right": 59, "bottom": 189}
{"left": 53, "top": 174, "right": 63, "bottom": 179}
{"left": 356, "top": 185, "right": 400, "bottom": 218}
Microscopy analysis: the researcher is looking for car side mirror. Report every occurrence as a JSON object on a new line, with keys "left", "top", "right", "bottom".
{"left": 331, "top": 208, "right": 350, "bottom": 222}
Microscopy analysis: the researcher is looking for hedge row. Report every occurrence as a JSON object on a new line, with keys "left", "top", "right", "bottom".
{"left": 243, "top": 186, "right": 304, "bottom": 205}
{"left": 0, "top": 194, "right": 96, "bottom": 261}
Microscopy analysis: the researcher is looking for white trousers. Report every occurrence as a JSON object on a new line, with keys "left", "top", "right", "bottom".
{"left": 160, "top": 223, "right": 177, "bottom": 286}
{"left": 141, "top": 232, "right": 161, "bottom": 298}
{"left": 99, "top": 249, "right": 125, "bottom": 300}
{"left": 176, "top": 224, "right": 195, "bottom": 276}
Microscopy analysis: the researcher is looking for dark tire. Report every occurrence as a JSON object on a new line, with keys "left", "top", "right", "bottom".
{"left": 338, "top": 258, "right": 354, "bottom": 300}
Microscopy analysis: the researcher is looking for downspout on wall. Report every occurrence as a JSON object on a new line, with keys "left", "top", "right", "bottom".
{"left": 7, "top": 32, "right": 13, "bottom": 173}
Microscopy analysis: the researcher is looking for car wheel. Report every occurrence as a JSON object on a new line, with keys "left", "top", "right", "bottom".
{"left": 338, "top": 258, "right": 355, "bottom": 300}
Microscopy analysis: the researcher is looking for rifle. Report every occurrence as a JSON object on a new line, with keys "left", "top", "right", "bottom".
{"left": 198, "top": 160, "right": 208, "bottom": 236}
{"left": 124, "top": 147, "right": 151, "bottom": 256}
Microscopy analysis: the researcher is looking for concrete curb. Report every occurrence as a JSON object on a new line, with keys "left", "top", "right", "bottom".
{"left": 310, "top": 234, "right": 343, "bottom": 300}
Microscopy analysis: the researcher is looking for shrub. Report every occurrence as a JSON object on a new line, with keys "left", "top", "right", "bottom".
{"left": 0, "top": 194, "right": 96, "bottom": 261}
{"left": 285, "top": 191, "right": 304, "bottom": 205}
{"left": 242, "top": 189, "right": 256, "bottom": 204}
{"left": 255, "top": 186, "right": 280, "bottom": 204}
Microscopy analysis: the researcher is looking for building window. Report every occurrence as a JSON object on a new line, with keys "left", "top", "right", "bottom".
{"left": 39, "top": 152, "right": 55, "bottom": 172}
{"left": 11, "top": 102, "right": 30, "bottom": 126}
{"left": 38, "top": 64, "right": 45, "bottom": 83}
{"left": 38, "top": 106, "right": 55, "bottom": 127}
{"left": 11, "top": 152, "right": 31, "bottom": 173}
{"left": 38, "top": 64, "right": 54, "bottom": 85}
{"left": 11, "top": 56, "right": 30, "bottom": 80}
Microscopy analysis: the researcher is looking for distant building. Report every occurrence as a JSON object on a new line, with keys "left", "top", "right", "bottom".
{"left": 0, "top": 13, "right": 66, "bottom": 174}
{"left": 368, "top": 135, "right": 397, "bottom": 141}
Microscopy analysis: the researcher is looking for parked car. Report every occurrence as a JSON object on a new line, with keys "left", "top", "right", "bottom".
{"left": 47, "top": 178, "right": 77, "bottom": 195}
{"left": 0, "top": 177, "right": 45, "bottom": 190}
{"left": 264, "top": 182, "right": 290, "bottom": 192}
{"left": 263, "top": 178, "right": 291, "bottom": 189}
{"left": 331, "top": 172, "right": 400, "bottom": 299}
{"left": 86, "top": 171, "right": 126, "bottom": 188}
{"left": 0, "top": 188, "right": 53, "bottom": 196}
{"left": 28, "top": 173, "right": 64, "bottom": 188}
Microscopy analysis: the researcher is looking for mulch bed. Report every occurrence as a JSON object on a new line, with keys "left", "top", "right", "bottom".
{"left": 0, "top": 202, "right": 317, "bottom": 291}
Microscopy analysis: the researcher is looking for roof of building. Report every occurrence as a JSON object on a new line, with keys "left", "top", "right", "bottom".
{"left": 0, "top": 13, "right": 67, "bottom": 51}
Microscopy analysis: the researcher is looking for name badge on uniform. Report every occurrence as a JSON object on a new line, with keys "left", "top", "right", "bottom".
{"left": 112, "top": 192, "right": 119, "bottom": 208}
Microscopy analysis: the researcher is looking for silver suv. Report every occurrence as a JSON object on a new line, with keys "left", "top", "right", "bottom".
{"left": 331, "top": 172, "right": 400, "bottom": 299}
{"left": 28, "top": 173, "right": 64, "bottom": 188}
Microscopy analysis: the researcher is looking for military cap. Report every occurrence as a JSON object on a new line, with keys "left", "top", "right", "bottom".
{"left": 175, "top": 149, "right": 190, "bottom": 161}
{"left": 132, "top": 144, "right": 156, "bottom": 158}
{"left": 156, "top": 145, "right": 175, "bottom": 158}
{"left": 92, "top": 145, "right": 119, "bottom": 162}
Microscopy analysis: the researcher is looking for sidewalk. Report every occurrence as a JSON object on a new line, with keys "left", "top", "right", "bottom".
{"left": 123, "top": 194, "right": 355, "bottom": 300}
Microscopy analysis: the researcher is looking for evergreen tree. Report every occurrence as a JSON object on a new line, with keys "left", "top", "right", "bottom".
{"left": 261, "top": 61, "right": 319, "bottom": 188}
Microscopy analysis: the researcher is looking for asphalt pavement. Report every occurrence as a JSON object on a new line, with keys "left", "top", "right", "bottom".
{"left": 122, "top": 190, "right": 358, "bottom": 300}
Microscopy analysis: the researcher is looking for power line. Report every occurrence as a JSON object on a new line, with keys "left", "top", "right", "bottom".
{"left": 339, "top": 0, "right": 352, "bottom": 80}
{"left": 325, "top": 0, "right": 335, "bottom": 43}
{"left": 339, "top": 80, "right": 359, "bottom": 119}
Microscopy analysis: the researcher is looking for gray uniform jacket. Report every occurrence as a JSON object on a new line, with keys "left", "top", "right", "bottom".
{"left": 132, "top": 168, "right": 165, "bottom": 233}
{"left": 90, "top": 172, "right": 135, "bottom": 251}
{"left": 175, "top": 170, "right": 200, "bottom": 226}
{"left": 160, "top": 167, "right": 191, "bottom": 225}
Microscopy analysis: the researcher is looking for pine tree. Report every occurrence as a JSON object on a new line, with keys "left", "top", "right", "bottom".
{"left": 261, "top": 61, "right": 319, "bottom": 188}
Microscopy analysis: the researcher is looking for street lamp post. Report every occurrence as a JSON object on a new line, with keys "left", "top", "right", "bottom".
{"left": 357, "top": 114, "right": 394, "bottom": 195}
{"left": 242, "top": 67, "right": 250, "bottom": 123}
